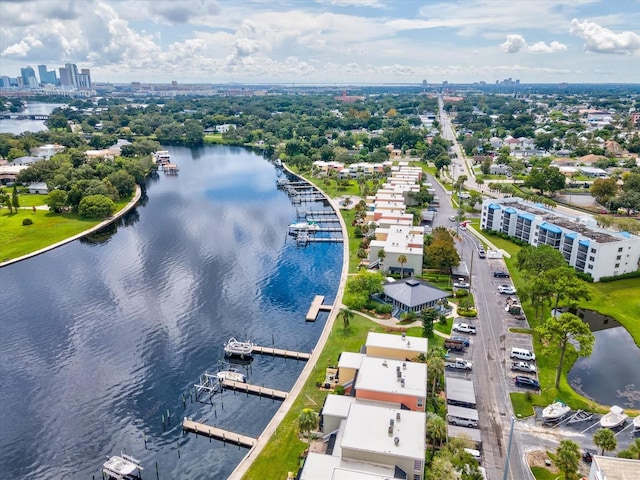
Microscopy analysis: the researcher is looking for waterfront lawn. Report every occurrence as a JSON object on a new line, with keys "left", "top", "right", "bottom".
{"left": 339, "top": 209, "right": 364, "bottom": 273}
{"left": 0, "top": 196, "right": 132, "bottom": 262}
{"left": 242, "top": 314, "right": 426, "bottom": 480}
{"left": 530, "top": 466, "right": 557, "bottom": 480}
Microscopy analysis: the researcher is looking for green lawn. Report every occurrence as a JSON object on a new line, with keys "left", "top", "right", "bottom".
{"left": 242, "top": 313, "right": 426, "bottom": 480}
{"left": 530, "top": 466, "right": 559, "bottom": 480}
{"left": 0, "top": 196, "right": 132, "bottom": 262}
{"left": 11, "top": 193, "right": 49, "bottom": 207}
{"left": 339, "top": 209, "right": 366, "bottom": 273}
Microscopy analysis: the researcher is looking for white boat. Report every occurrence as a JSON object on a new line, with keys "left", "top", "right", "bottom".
{"left": 216, "top": 368, "right": 246, "bottom": 383}
{"left": 600, "top": 405, "right": 627, "bottom": 428}
{"left": 633, "top": 415, "right": 640, "bottom": 431}
{"left": 542, "top": 401, "right": 571, "bottom": 421}
{"left": 223, "top": 337, "right": 254, "bottom": 357}
{"left": 288, "top": 221, "right": 320, "bottom": 234}
{"left": 103, "top": 453, "right": 143, "bottom": 479}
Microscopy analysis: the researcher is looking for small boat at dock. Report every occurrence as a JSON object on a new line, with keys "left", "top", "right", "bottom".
{"left": 103, "top": 453, "right": 143, "bottom": 479}
{"left": 224, "top": 337, "right": 254, "bottom": 358}
{"left": 600, "top": 405, "right": 627, "bottom": 429}
{"left": 288, "top": 221, "right": 320, "bottom": 234}
{"left": 542, "top": 401, "right": 571, "bottom": 421}
{"left": 216, "top": 368, "right": 246, "bottom": 383}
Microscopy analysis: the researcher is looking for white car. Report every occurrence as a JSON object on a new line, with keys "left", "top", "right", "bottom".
{"left": 452, "top": 323, "right": 477, "bottom": 334}
{"left": 498, "top": 285, "right": 516, "bottom": 295}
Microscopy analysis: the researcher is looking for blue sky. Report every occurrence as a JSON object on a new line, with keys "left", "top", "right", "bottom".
{"left": 1, "top": 0, "right": 639, "bottom": 84}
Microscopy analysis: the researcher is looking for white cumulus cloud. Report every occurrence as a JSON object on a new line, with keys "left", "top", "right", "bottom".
{"left": 570, "top": 18, "right": 640, "bottom": 55}
{"left": 500, "top": 34, "right": 567, "bottom": 54}
{"left": 1, "top": 34, "right": 43, "bottom": 57}
{"left": 500, "top": 34, "right": 527, "bottom": 53}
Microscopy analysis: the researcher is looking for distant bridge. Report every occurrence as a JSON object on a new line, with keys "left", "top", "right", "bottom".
{"left": 0, "top": 114, "right": 50, "bottom": 120}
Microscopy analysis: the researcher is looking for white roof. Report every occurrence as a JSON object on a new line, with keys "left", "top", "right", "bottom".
{"left": 300, "top": 452, "right": 395, "bottom": 480}
{"left": 355, "top": 356, "right": 427, "bottom": 399}
{"left": 592, "top": 456, "right": 640, "bottom": 480}
{"left": 366, "top": 332, "right": 428, "bottom": 355}
{"left": 341, "top": 403, "right": 425, "bottom": 461}
{"left": 445, "top": 377, "right": 476, "bottom": 405}
{"left": 338, "top": 351, "right": 364, "bottom": 370}
{"left": 447, "top": 405, "right": 479, "bottom": 421}
{"left": 322, "top": 395, "right": 358, "bottom": 419}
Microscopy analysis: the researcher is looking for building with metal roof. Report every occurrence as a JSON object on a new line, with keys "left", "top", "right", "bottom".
{"left": 382, "top": 278, "right": 450, "bottom": 313}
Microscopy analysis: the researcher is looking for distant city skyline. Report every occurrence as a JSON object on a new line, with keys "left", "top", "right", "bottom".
{"left": 1, "top": 0, "right": 639, "bottom": 85}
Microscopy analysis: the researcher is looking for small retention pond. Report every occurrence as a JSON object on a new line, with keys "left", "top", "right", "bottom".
{"left": 566, "top": 308, "right": 640, "bottom": 409}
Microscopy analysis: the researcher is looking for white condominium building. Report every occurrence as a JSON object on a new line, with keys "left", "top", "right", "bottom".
{"left": 481, "top": 197, "right": 640, "bottom": 281}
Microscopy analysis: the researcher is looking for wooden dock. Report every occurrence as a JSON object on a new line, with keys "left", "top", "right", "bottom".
{"left": 253, "top": 345, "right": 311, "bottom": 360}
{"left": 220, "top": 379, "right": 288, "bottom": 400}
{"left": 182, "top": 418, "right": 256, "bottom": 448}
{"left": 306, "top": 295, "right": 333, "bottom": 321}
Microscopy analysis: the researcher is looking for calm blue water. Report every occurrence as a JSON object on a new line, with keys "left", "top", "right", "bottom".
{"left": 0, "top": 102, "right": 66, "bottom": 134}
{"left": 0, "top": 145, "right": 342, "bottom": 479}
{"left": 567, "top": 309, "right": 640, "bottom": 409}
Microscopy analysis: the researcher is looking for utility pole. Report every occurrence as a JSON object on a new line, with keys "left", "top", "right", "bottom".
{"left": 503, "top": 416, "right": 515, "bottom": 480}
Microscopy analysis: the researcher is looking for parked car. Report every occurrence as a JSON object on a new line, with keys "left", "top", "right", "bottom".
{"left": 498, "top": 285, "right": 516, "bottom": 295}
{"left": 514, "top": 375, "right": 540, "bottom": 389}
{"left": 450, "top": 336, "right": 471, "bottom": 347}
{"left": 582, "top": 449, "right": 596, "bottom": 463}
{"left": 493, "top": 270, "right": 510, "bottom": 278}
{"left": 427, "top": 207, "right": 438, "bottom": 212}
{"left": 453, "top": 323, "right": 477, "bottom": 334}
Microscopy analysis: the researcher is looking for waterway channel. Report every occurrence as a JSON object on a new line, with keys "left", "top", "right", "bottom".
{"left": 0, "top": 145, "right": 342, "bottom": 479}
{"left": 0, "top": 102, "right": 66, "bottom": 134}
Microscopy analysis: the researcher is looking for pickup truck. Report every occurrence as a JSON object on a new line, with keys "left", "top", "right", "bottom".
{"left": 511, "top": 362, "right": 537, "bottom": 373}
{"left": 444, "top": 338, "right": 466, "bottom": 351}
{"left": 445, "top": 358, "right": 473, "bottom": 370}
{"left": 453, "top": 323, "right": 477, "bottom": 334}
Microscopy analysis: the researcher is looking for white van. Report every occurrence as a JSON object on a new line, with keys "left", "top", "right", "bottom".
{"left": 447, "top": 415, "right": 478, "bottom": 428}
{"left": 510, "top": 347, "right": 535, "bottom": 362}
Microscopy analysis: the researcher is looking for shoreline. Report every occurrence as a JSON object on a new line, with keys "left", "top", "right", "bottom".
{"left": 227, "top": 164, "right": 350, "bottom": 480}
{"left": 0, "top": 185, "right": 142, "bottom": 269}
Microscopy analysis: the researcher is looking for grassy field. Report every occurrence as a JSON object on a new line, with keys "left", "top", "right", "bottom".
{"left": 530, "top": 466, "right": 558, "bottom": 480}
{"left": 0, "top": 196, "right": 132, "bottom": 262}
{"left": 339, "top": 209, "right": 365, "bottom": 273}
{"left": 242, "top": 313, "right": 425, "bottom": 480}
{"left": 9, "top": 192, "right": 49, "bottom": 207}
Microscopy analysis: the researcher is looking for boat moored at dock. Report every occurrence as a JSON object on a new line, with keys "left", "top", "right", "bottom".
{"left": 288, "top": 221, "right": 320, "bottom": 234}
{"left": 216, "top": 368, "right": 246, "bottom": 383}
{"left": 102, "top": 453, "right": 143, "bottom": 479}
{"left": 224, "top": 337, "right": 255, "bottom": 358}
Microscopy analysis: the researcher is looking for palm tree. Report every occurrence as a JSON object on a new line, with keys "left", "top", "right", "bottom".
{"left": 555, "top": 439, "right": 580, "bottom": 480}
{"left": 298, "top": 408, "right": 318, "bottom": 443}
{"left": 397, "top": 254, "right": 407, "bottom": 279}
{"left": 339, "top": 307, "right": 353, "bottom": 330}
{"left": 593, "top": 428, "right": 617, "bottom": 456}
{"left": 426, "top": 353, "right": 444, "bottom": 397}
{"left": 426, "top": 414, "right": 447, "bottom": 454}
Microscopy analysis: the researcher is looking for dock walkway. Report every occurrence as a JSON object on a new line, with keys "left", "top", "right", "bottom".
{"left": 182, "top": 418, "right": 256, "bottom": 448}
{"left": 220, "top": 379, "right": 288, "bottom": 400}
{"left": 253, "top": 345, "right": 311, "bottom": 360}
{"left": 305, "top": 295, "right": 333, "bottom": 321}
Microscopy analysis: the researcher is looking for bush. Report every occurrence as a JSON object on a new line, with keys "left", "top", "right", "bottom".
{"left": 78, "top": 194, "right": 116, "bottom": 218}
{"left": 374, "top": 303, "right": 393, "bottom": 315}
{"left": 599, "top": 270, "right": 639, "bottom": 282}
{"left": 22, "top": 218, "right": 33, "bottom": 226}
{"left": 457, "top": 309, "right": 478, "bottom": 317}
{"left": 334, "top": 385, "right": 345, "bottom": 395}
{"left": 454, "top": 289, "right": 468, "bottom": 298}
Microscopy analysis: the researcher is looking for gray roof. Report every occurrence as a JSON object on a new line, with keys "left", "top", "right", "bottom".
{"left": 383, "top": 278, "right": 450, "bottom": 308}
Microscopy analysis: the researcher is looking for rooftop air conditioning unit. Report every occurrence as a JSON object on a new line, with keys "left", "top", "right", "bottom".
{"left": 394, "top": 437, "right": 400, "bottom": 446}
